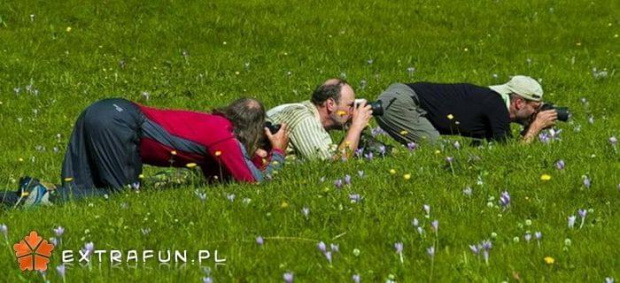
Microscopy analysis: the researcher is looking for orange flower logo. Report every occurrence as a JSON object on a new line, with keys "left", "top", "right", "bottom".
{"left": 13, "top": 231, "right": 54, "bottom": 271}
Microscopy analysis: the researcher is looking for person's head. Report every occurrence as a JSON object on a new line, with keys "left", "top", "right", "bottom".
{"left": 490, "top": 75, "right": 544, "bottom": 124}
{"left": 311, "top": 78, "right": 356, "bottom": 128}
{"left": 213, "top": 98, "right": 266, "bottom": 154}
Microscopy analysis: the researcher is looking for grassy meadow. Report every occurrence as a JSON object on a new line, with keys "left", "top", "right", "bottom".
{"left": 1, "top": 0, "right": 619, "bottom": 281}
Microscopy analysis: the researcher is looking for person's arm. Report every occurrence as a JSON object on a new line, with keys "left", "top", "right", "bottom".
{"left": 521, "top": 110, "right": 557, "bottom": 144}
{"left": 206, "top": 138, "right": 285, "bottom": 183}
{"left": 336, "top": 104, "right": 373, "bottom": 159}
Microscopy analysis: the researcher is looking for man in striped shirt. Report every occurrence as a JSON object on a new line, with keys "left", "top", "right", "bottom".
{"left": 267, "top": 78, "right": 373, "bottom": 161}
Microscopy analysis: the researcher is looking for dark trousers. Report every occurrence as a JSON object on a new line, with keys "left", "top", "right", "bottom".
{"left": 58, "top": 98, "right": 144, "bottom": 201}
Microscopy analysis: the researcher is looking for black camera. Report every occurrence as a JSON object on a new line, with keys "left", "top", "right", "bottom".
{"left": 265, "top": 121, "right": 281, "bottom": 134}
{"left": 355, "top": 99, "right": 384, "bottom": 116}
{"left": 540, "top": 103, "right": 570, "bottom": 122}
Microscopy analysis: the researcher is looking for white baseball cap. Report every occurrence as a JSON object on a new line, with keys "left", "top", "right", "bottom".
{"left": 489, "top": 75, "right": 543, "bottom": 101}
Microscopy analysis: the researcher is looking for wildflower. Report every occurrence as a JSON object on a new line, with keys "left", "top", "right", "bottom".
{"left": 463, "top": 186, "right": 473, "bottom": 196}
{"left": 334, "top": 179, "right": 343, "bottom": 189}
{"left": 453, "top": 141, "right": 461, "bottom": 150}
{"left": 403, "top": 174, "right": 411, "bottom": 180}
{"left": 357, "top": 170, "right": 364, "bottom": 177}
{"left": 371, "top": 127, "right": 384, "bottom": 137}
{"left": 349, "top": 194, "right": 362, "bottom": 203}
{"left": 540, "top": 174, "right": 552, "bottom": 181}
{"left": 427, "top": 246, "right": 435, "bottom": 258}
{"left": 344, "top": 175, "right": 351, "bottom": 185}
{"left": 56, "top": 264, "right": 66, "bottom": 280}
{"left": 555, "top": 160, "right": 565, "bottom": 170}
{"left": 330, "top": 243, "right": 339, "bottom": 253}
{"left": 583, "top": 175, "right": 591, "bottom": 188}
{"left": 141, "top": 228, "right": 151, "bottom": 235}
{"left": 407, "top": 67, "right": 415, "bottom": 76}
{"left": 256, "top": 236, "right": 264, "bottom": 246}
{"left": 81, "top": 242, "right": 94, "bottom": 258}
{"left": 394, "top": 242, "right": 403, "bottom": 254}
{"left": 227, "top": 194, "right": 235, "bottom": 202}
{"left": 535, "top": 231, "right": 542, "bottom": 240}
{"left": 588, "top": 115, "right": 594, "bottom": 124}
{"left": 605, "top": 277, "right": 614, "bottom": 283}
{"left": 354, "top": 148, "right": 364, "bottom": 158}
{"left": 423, "top": 204, "right": 431, "bottom": 215}
{"left": 407, "top": 142, "right": 417, "bottom": 151}
{"left": 54, "top": 226, "right": 64, "bottom": 237}
{"left": 378, "top": 145, "right": 386, "bottom": 156}
{"left": 324, "top": 251, "right": 332, "bottom": 264}
{"left": 524, "top": 233, "right": 532, "bottom": 242}
{"left": 64, "top": 177, "right": 73, "bottom": 182}
{"left": 417, "top": 227, "right": 425, "bottom": 235}
{"left": 610, "top": 136, "right": 618, "bottom": 146}
{"left": 469, "top": 244, "right": 480, "bottom": 255}
{"left": 578, "top": 209, "right": 587, "bottom": 219}
{"left": 389, "top": 169, "right": 396, "bottom": 174}
{"left": 499, "top": 191, "right": 511, "bottom": 208}
{"left": 411, "top": 218, "right": 419, "bottom": 227}
{"left": 203, "top": 277, "right": 213, "bottom": 283}
{"left": 317, "top": 241, "right": 327, "bottom": 253}
{"left": 568, "top": 215, "right": 576, "bottom": 229}
{"left": 400, "top": 130, "right": 408, "bottom": 135}
{"left": 544, "top": 256, "right": 555, "bottom": 265}
{"left": 352, "top": 248, "right": 361, "bottom": 256}
{"left": 195, "top": 190, "right": 207, "bottom": 201}
{"left": 49, "top": 237, "right": 58, "bottom": 246}
{"left": 186, "top": 163, "right": 197, "bottom": 168}
{"left": 447, "top": 114, "right": 454, "bottom": 120}
{"left": 364, "top": 152, "right": 374, "bottom": 160}
{"left": 1, "top": 224, "right": 7, "bottom": 240}
{"left": 283, "top": 272, "right": 294, "bottom": 283}
{"left": 446, "top": 156, "right": 454, "bottom": 164}
{"left": 539, "top": 132, "right": 551, "bottom": 144}
{"left": 302, "top": 207, "right": 310, "bottom": 218}
{"left": 431, "top": 220, "right": 439, "bottom": 232}
{"left": 352, "top": 274, "right": 361, "bottom": 283}
{"left": 513, "top": 237, "right": 520, "bottom": 243}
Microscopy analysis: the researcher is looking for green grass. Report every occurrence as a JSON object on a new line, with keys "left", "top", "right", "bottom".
{"left": 1, "top": 0, "right": 619, "bottom": 281}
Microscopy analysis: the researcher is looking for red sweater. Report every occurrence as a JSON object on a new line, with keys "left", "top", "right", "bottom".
{"left": 136, "top": 104, "right": 283, "bottom": 183}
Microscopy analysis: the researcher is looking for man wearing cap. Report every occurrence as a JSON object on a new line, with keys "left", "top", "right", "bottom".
{"left": 374, "top": 75, "right": 557, "bottom": 145}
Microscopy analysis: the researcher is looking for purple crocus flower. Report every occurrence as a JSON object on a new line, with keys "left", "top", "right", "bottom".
{"left": 407, "top": 142, "right": 417, "bottom": 151}
{"left": 411, "top": 218, "right": 419, "bottom": 227}
{"left": 141, "top": 228, "right": 151, "bottom": 236}
{"left": 203, "top": 277, "right": 213, "bottom": 283}
{"left": 195, "top": 190, "right": 207, "bottom": 201}
{"left": 371, "top": 127, "right": 384, "bottom": 137}
{"left": 446, "top": 156, "right": 454, "bottom": 164}
{"left": 583, "top": 176, "right": 591, "bottom": 188}
{"left": 578, "top": 209, "right": 587, "bottom": 219}
{"left": 82, "top": 242, "right": 94, "bottom": 258}
{"left": 568, "top": 215, "right": 576, "bottom": 229}
{"left": 469, "top": 244, "right": 480, "bottom": 255}
{"left": 499, "top": 191, "right": 511, "bottom": 208}
{"left": 417, "top": 227, "right": 425, "bottom": 235}
{"left": 539, "top": 132, "right": 551, "bottom": 144}
{"left": 302, "top": 207, "right": 310, "bottom": 218}
{"left": 349, "top": 194, "right": 362, "bottom": 203}
{"left": 555, "top": 160, "right": 565, "bottom": 170}
{"left": 605, "top": 277, "right": 614, "bottom": 283}
{"left": 0, "top": 224, "right": 7, "bottom": 239}
{"left": 427, "top": 246, "right": 435, "bottom": 258}
{"left": 317, "top": 241, "right": 327, "bottom": 253}
{"left": 453, "top": 141, "right": 461, "bottom": 150}
{"left": 378, "top": 145, "right": 386, "bottom": 157}
{"left": 524, "top": 233, "right": 532, "bottom": 242}
{"left": 56, "top": 264, "right": 66, "bottom": 280}
{"left": 431, "top": 220, "right": 439, "bottom": 232}
{"left": 227, "top": 194, "right": 236, "bottom": 202}
{"left": 344, "top": 175, "right": 352, "bottom": 185}
{"left": 49, "top": 237, "right": 58, "bottom": 246}
{"left": 535, "top": 231, "right": 542, "bottom": 240}
{"left": 256, "top": 236, "right": 264, "bottom": 246}
{"left": 330, "top": 243, "right": 340, "bottom": 253}
{"left": 394, "top": 242, "right": 403, "bottom": 254}
{"left": 364, "top": 152, "right": 373, "bottom": 160}
{"left": 53, "top": 226, "right": 64, "bottom": 237}
{"left": 354, "top": 148, "right": 364, "bottom": 158}
{"left": 481, "top": 240, "right": 492, "bottom": 251}
{"left": 357, "top": 170, "right": 364, "bottom": 177}
{"left": 610, "top": 136, "right": 618, "bottom": 146}
{"left": 423, "top": 204, "right": 431, "bottom": 215}
{"left": 324, "top": 251, "right": 333, "bottom": 264}
{"left": 352, "top": 274, "right": 361, "bottom": 283}
{"left": 463, "top": 186, "right": 473, "bottom": 196}
{"left": 334, "top": 179, "right": 343, "bottom": 189}
{"left": 283, "top": 272, "right": 294, "bottom": 283}
{"left": 588, "top": 115, "right": 594, "bottom": 124}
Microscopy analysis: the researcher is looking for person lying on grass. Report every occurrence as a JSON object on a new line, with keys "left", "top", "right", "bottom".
{"left": 373, "top": 75, "right": 559, "bottom": 146}
{"left": 1, "top": 97, "right": 289, "bottom": 208}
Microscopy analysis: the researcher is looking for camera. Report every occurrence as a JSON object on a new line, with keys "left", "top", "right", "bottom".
{"left": 354, "top": 99, "right": 384, "bottom": 116}
{"left": 265, "top": 121, "right": 281, "bottom": 134}
{"left": 539, "top": 103, "right": 570, "bottom": 122}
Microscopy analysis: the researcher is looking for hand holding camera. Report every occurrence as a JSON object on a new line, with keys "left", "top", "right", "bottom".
{"left": 264, "top": 122, "right": 289, "bottom": 152}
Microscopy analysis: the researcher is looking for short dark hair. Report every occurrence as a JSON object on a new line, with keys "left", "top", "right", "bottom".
{"left": 213, "top": 98, "right": 265, "bottom": 155}
{"left": 311, "top": 79, "right": 348, "bottom": 106}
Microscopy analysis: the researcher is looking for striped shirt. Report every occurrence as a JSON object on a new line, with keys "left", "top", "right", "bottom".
{"left": 267, "top": 100, "right": 336, "bottom": 161}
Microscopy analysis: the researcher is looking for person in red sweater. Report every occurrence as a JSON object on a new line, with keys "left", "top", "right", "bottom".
{"left": 3, "top": 97, "right": 288, "bottom": 207}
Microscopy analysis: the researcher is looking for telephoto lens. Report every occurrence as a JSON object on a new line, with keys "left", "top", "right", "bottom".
{"left": 354, "top": 99, "right": 384, "bottom": 116}
{"left": 540, "top": 103, "right": 570, "bottom": 122}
